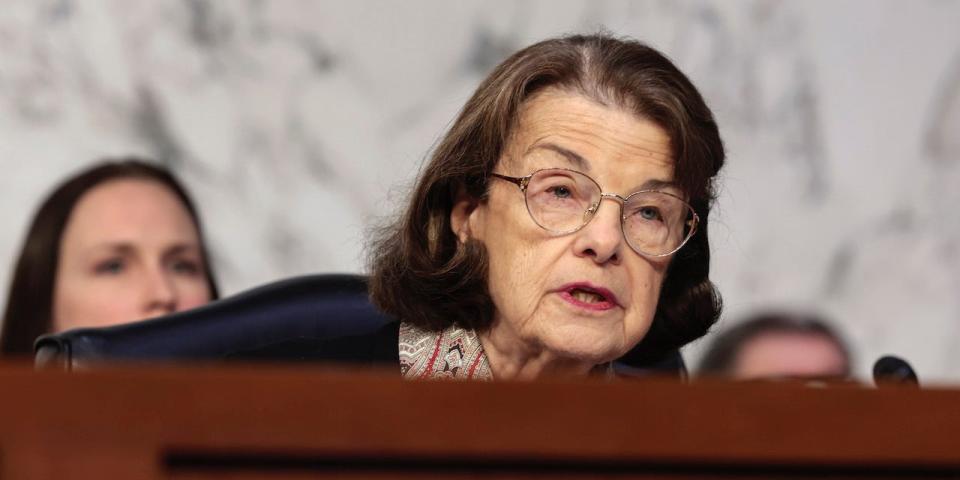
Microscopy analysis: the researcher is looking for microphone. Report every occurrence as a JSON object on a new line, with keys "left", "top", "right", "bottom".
{"left": 872, "top": 355, "right": 919, "bottom": 387}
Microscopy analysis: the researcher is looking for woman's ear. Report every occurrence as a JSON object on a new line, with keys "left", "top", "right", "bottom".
{"left": 450, "top": 190, "right": 480, "bottom": 244}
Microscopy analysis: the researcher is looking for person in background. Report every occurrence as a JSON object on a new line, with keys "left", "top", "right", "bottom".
{"left": 696, "top": 311, "right": 852, "bottom": 381}
{"left": 0, "top": 159, "right": 219, "bottom": 356}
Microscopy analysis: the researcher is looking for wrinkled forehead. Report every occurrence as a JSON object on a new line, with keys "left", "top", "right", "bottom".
{"left": 499, "top": 89, "right": 678, "bottom": 193}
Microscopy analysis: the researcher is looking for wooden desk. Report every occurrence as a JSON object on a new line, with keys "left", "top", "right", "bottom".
{"left": 1, "top": 363, "right": 958, "bottom": 479}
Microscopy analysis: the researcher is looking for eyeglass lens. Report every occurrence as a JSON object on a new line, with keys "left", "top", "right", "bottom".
{"left": 523, "top": 169, "right": 693, "bottom": 256}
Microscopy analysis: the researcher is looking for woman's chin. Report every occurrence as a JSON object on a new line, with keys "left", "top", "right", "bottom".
{"left": 540, "top": 331, "right": 624, "bottom": 366}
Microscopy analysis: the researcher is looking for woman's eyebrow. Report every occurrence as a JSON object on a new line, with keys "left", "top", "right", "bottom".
{"left": 529, "top": 143, "right": 679, "bottom": 191}
{"left": 526, "top": 143, "right": 591, "bottom": 171}
{"left": 87, "top": 243, "right": 136, "bottom": 255}
{"left": 163, "top": 244, "right": 201, "bottom": 257}
{"left": 637, "top": 178, "right": 680, "bottom": 192}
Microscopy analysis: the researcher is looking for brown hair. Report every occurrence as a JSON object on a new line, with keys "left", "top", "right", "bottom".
{"left": 0, "top": 158, "right": 219, "bottom": 356}
{"left": 369, "top": 33, "right": 725, "bottom": 360}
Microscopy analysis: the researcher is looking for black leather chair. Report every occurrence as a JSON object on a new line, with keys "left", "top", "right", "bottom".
{"left": 34, "top": 273, "right": 685, "bottom": 376}
{"left": 34, "top": 274, "right": 390, "bottom": 369}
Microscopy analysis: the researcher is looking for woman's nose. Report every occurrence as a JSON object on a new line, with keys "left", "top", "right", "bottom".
{"left": 572, "top": 198, "right": 625, "bottom": 264}
{"left": 142, "top": 269, "right": 177, "bottom": 316}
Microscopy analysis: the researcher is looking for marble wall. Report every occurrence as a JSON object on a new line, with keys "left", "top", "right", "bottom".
{"left": 1, "top": 0, "right": 957, "bottom": 381}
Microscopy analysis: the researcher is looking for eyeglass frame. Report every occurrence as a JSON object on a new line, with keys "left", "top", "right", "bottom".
{"left": 489, "top": 168, "right": 700, "bottom": 258}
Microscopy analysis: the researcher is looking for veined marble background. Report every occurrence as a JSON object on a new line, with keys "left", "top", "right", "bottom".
{"left": 0, "top": 0, "right": 958, "bottom": 381}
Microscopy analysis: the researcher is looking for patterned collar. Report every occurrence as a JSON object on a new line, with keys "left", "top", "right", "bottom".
{"left": 398, "top": 322, "right": 493, "bottom": 380}
{"left": 398, "top": 322, "right": 616, "bottom": 380}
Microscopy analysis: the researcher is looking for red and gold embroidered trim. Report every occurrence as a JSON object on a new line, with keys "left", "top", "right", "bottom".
{"left": 398, "top": 322, "right": 492, "bottom": 380}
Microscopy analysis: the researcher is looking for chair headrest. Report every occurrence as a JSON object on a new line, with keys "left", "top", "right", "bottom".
{"left": 35, "top": 274, "right": 393, "bottom": 369}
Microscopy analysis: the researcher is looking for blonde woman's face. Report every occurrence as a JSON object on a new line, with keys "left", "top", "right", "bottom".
{"left": 52, "top": 179, "right": 213, "bottom": 332}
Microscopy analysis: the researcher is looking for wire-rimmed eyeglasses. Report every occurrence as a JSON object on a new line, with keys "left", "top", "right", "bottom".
{"left": 490, "top": 168, "right": 698, "bottom": 257}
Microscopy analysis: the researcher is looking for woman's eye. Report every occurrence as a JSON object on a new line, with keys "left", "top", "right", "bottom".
{"left": 94, "top": 259, "right": 124, "bottom": 275}
{"left": 637, "top": 206, "right": 663, "bottom": 221}
{"left": 171, "top": 259, "right": 202, "bottom": 276}
{"left": 546, "top": 185, "right": 573, "bottom": 199}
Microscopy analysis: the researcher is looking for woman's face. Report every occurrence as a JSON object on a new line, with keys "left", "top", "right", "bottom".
{"left": 458, "top": 89, "right": 678, "bottom": 368}
{"left": 732, "top": 332, "right": 850, "bottom": 380}
{"left": 51, "top": 178, "right": 213, "bottom": 332}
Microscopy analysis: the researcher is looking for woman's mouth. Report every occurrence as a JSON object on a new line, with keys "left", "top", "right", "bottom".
{"left": 557, "top": 283, "right": 619, "bottom": 311}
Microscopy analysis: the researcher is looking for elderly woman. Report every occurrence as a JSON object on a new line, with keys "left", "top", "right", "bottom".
{"left": 248, "top": 33, "right": 725, "bottom": 380}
